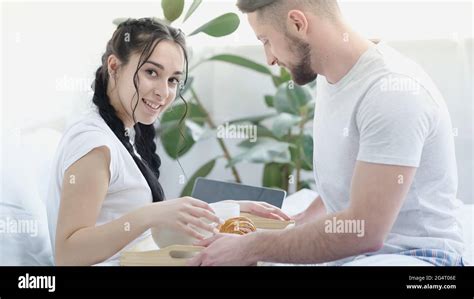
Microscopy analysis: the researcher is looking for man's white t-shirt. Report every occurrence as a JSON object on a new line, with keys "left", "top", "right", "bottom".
{"left": 46, "top": 109, "right": 153, "bottom": 265}
{"left": 313, "top": 42, "right": 464, "bottom": 262}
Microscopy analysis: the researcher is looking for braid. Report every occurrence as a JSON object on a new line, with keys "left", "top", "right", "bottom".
{"left": 92, "top": 65, "right": 164, "bottom": 202}
{"left": 135, "top": 124, "right": 162, "bottom": 178}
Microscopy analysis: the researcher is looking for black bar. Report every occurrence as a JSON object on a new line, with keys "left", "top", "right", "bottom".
{"left": 0, "top": 266, "right": 472, "bottom": 298}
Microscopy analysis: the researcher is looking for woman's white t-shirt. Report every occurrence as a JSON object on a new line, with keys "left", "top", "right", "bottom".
{"left": 46, "top": 109, "right": 153, "bottom": 265}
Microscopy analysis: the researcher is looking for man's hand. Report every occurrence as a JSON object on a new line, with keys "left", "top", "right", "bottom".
{"left": 187, "top": 233, "right": 258, "bottom": 266}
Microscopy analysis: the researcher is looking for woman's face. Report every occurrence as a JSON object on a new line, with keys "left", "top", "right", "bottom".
{"left": 108, "top": 40, "right": 185, "bottom": 127}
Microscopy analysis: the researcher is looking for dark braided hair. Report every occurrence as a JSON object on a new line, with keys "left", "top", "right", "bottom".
{"left": 92, "top": 18, "right": 188, "bottom": 202}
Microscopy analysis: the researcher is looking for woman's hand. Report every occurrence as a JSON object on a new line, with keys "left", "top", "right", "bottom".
{"left": 222, "top": 200, "right": 291, "bottom": 221}
{"left": 150, "top": 197, "right": 221, "bottom": 240}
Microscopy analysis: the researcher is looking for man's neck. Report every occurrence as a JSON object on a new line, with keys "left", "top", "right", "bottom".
{"left": 317, "top": 26, "right": 374, "bottom": 85}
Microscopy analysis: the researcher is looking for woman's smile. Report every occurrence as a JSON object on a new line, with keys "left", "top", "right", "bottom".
{"left": 141, "top": 98, "right": 162, "bottom": 114}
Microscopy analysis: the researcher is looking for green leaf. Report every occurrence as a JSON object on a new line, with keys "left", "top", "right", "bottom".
{"left": 272, "top": 76, "right": 283, "bottom": 87}
{"left": 288, "top": 134, "right": 313, "bottom": 171}
{"left": 307, "top": 101, "right": 315, "bottom": 120}
{"left": 263, "top": 163, "right": 284, "bottom": 189}
{"left": 183, "top": 0, "right": 202, "bottom": 22}
{"left": 299, "top": 134, "right": 314, "bottom": 171}
{"left": 159, "top": 103, "right": 207, "bottom": 159}
{"left": 227, "top": 138, "right": 292, "bottom": 167}
{"left": 188, "top": 13, "right": 240, "bottom": 37}
{"left": 237, "top": 125, "right": 277, "bottom": 148}
{"left": 299, "top": 179, "right": 314, "bottom": 190}
{"left": 262, "top": 163, "right": 293, "bottom": 189}
{"left": 256, "top": 125, "right": 277, "bottom": 139}
{"left": 275, "top": 84, "right": 297, "bottom": 115}
{"left": 160, "top": 123, "right": 195, "bottom": 159}
{"left": 207, "top": 54, "right": 273, "bottom": 76}
{"left": 264, "top": 95, "right": 274, "bottom": 108}
{"left": 162, "top": 0, "right": 185, "bottom": 23}
{"left": 161, "top": 103, "right": 207, "bottom": 126}
{"left": 228, "top": 113, "right": 276, "bottom": 125}
{"left": 112, "top": 17, "right": 129, "bottom": 26}
{"left": 185, "top": 120, "right": 206, "bottom": 142}
{"left": 271, "top": 113, "right": 302, "bottom": 138}
{"left": 300, "top": 99, "right": 316, "bottom": 123}
{"left": 274, "top": 82, "right": 313, "bottom": 116}
{"left": 280, "top": 67, "right": 292, "bottom": 82}
{"left": 159, "top": 119, "right": 181, "bottom": 134}
{"left": 180, "top": 159, "right": 216, "bottom": 197}
{"left": 271, "top": 68, "right": 293, "bottom": 87}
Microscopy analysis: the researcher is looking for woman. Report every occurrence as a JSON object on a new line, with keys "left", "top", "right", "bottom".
{"left": 46, "top": 18, "right": 290, "bottom": 266}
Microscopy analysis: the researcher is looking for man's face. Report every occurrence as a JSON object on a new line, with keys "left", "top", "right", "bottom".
{"left": 247, "top": 12, "right": 317, "bottom": 85}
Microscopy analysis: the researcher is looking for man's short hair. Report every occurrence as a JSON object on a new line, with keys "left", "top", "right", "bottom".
{"left": 236, "top": 0, "right": 340, "bottom": 22}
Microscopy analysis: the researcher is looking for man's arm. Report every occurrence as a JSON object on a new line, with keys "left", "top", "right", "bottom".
{"left": 189, "top": 161, "right": 416, "bottom": 266}
{"left": 251, "top": 161, "right": 416, "bottom": 264}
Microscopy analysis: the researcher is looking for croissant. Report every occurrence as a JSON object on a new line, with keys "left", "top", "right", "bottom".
{"left": 219, "top": 216, "right": 257, "bottom": 235}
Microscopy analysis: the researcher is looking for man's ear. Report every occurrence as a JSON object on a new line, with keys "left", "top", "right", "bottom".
{"left": 287, "top": 10, "right": 309, "bottom": 38}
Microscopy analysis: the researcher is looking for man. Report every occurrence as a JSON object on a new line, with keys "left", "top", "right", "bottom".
{"left": 189, "top": 0, "right": 465, "bottom": 266}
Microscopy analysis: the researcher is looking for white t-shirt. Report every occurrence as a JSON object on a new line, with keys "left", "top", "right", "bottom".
{"left": 46, "top": 109, "right": 153, "bottom": 265}
{"left": 313, "top": 42, "right": 464, "bottom": 262}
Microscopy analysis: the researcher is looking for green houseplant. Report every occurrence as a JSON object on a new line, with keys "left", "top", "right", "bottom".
{"left": 206, "top": 59, "right": 316, "bottom": 193}
{"left": 170, "top": 51, "right": 317, "bottom": 195}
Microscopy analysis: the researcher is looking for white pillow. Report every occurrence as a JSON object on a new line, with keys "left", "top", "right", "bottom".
{"left": 0, "top": 128, "right": 59, "bottom": 266}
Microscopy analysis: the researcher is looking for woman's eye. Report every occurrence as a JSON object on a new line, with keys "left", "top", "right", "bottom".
{"left": 146, "top": 69, "right": 158, "bottom": 77}
{"left": 169, "top": 78, "right": 180, "bottom": 85}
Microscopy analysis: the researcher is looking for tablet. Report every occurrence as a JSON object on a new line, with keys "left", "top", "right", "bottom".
{"left": 191, "top": 178, "right": 286, "bottom": 208}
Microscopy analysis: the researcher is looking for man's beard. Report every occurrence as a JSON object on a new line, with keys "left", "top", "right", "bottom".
{"left": 286, "top": 35, "right": 318, "bottom": 85}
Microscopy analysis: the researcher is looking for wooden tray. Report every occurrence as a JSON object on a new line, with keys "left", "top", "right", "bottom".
{"left": 241, "top": 213, "right": 295, "bottom": 230}
{"left": 120, "top": 213, "right": 295, "bottom": 266}
{"left": 121, "top": 245, "right": 203, "bottom": 266}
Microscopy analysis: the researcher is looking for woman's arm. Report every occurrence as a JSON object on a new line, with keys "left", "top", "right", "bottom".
{"left": 55, "top": 146, "right": 219, "bottom": 266}
{"left": 55, "top": 146, "right": 151, "bottom": 265}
